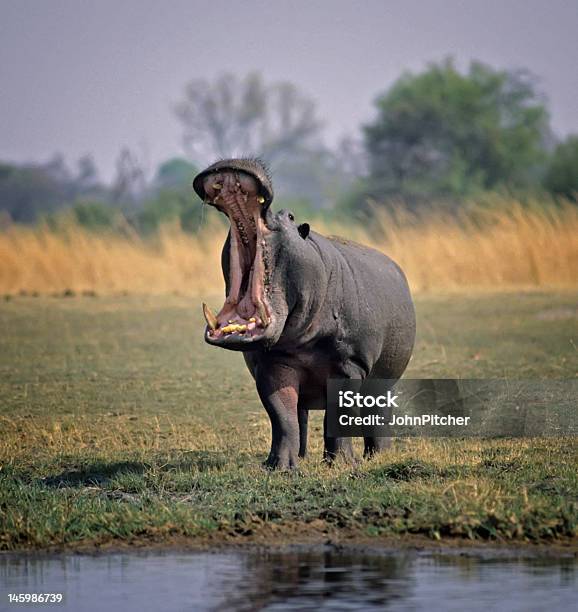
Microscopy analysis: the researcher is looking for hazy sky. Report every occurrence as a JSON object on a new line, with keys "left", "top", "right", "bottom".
{"left": 1, "top": 0, "right": 577, "bottom": 180}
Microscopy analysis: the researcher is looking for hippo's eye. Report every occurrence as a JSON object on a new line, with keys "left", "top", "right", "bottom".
{"left": 288, "top": 213, "right": 294, "bottom": 221}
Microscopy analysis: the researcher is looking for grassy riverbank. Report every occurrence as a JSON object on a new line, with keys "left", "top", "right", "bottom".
{"left": 0, "top": 293, "right": 577, "bottom": 550}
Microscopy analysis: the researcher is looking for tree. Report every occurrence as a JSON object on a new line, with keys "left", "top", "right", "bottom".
{"left": 72, "top": 201, "right": 120, "bottom": 230}
{"left": 543, "top": 135, "right": 578, "bottom": 200}
{"left": 110, "top": 147, "right": 147, "bottom": 206}
{"left": 363, "top": 59, "right": 551, "bottom": 204}
{"left": 74, "top": 155, "right": 100, "bottom": 193}
{"left": 154, "top": 158, "right": 198, "bottom": 192}
{"left": 174, "top": 72, "right": 322, "bottom": 165}
{"left": 0, "top": 158, "right": 69, "bottom": 222}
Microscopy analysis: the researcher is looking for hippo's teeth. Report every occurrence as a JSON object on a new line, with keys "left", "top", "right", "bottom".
{"left": 202, "top": 303, "right": 218, "bottom": 330}
{"left": 212, "top": 183, "right": 222, "bottom": 190}
{"left": 257, "top": 196, "right": 265, "bottom": 204}
{"left": 257, "top": 301, "right": 269, "bottom": 326}
{"left": 221, "top": 323, "right": 247, "bottom": 334}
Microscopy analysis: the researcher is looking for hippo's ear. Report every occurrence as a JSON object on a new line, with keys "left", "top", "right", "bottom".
{"left": 298, "top": 223, "right": 310, "bottom": 239}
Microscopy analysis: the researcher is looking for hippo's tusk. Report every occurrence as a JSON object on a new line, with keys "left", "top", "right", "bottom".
{"left": 257, "top": 301, "right": 269, "bottom": 326}
{"left": 257, "top": 196, "right": 265, "bottom": 204}
{"left": 202, "top": 303, "right": 218, "bottom": 330}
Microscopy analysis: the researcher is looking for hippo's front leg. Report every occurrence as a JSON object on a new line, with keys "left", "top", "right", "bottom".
{"left": 256, "top": 364, "right": 301, "bottom": 470}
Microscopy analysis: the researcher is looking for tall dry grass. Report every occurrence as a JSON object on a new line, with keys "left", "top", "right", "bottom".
{"left": 0, "top": 221, "right": 227, "bottom": 296}
{"left": 366, "top": 200, "right": 578, "bottom": 290}
{"left": 0, "top": 199, "right": 576, "bottom": 295}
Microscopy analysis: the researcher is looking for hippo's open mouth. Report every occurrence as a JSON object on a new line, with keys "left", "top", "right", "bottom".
{"left": 200, "top": 170, "right": 271, "bottom": 345}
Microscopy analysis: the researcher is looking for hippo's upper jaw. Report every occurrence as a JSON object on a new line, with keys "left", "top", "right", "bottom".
{"left": 194, "top": 160, "right": 275, "bottom": 350}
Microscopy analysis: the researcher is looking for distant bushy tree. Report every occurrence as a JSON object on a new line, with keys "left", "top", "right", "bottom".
{"left": 72, "top": 201, "right": 120, "bottom": 230}
{"left": 543, "top": 136, "right": 578, "bottom": 200}
{"left": 75, "top": 155, "right": 100, "bottom": 194}
{"left": 110, "top": 148, "right": 147, "bottom": 207}
{"left": 363, "top": 59, "right": 551, "bottom": 206}
{"left": 0, "top": 159, "right": 69, "bottom": 222}
{"left": 135, "top": 189, "right": 214, "bottom": 234}
{"left": 124, "top": 158, "right": 203, "bottom": 234}
{"left": 0, "top": 155, "right": 107, "bottom": 223}
{"left": 154, "top": 158, "right": 198, "bottom": 191}
{"left": 174, "top": 72, "right": 362, "bottom": 210}
{"left": 175, "top": 72, "right": 322, "bottom": 165}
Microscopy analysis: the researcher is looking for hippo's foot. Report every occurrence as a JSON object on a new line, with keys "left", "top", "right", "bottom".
{"left": 323, "top": 437, "right": 357, "bottom": 466}
{"left": 323, "top": 453, "right": 360, "bottom": 468}
{"left": 263, "top": 451, "right": 299, "bottom": 471}
{"left": 363, "top": 436, "right": 392, "bottom": 458}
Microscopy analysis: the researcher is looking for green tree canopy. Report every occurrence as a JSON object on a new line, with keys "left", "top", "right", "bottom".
{"left": 543, "top": 135, "right": 578, "bottom": 200}
{"left": 154, "top": 158, "right": 198, "bottom": 192}
{"left": 363, "top": 59, "right": 550, "bottom": 204}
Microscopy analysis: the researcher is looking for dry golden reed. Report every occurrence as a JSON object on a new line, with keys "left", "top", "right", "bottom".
{"left": 0, "top": 199, "right": 576, "bottom": 295}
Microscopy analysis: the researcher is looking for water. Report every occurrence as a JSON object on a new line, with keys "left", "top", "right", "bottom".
{"left": 1, "top": 547, "right": 576, "bottom": 611}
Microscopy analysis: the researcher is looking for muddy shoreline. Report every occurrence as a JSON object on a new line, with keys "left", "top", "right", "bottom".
{"left": 3, "top": 525, "right": 577, "bottom": 559}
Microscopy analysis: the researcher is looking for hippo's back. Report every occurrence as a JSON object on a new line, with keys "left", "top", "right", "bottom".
{"left": 324, "top": 234, "right": 416, "bottom": 379}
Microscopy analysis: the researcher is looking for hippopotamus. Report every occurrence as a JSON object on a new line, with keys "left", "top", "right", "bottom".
{"left": 193, "top": 158, "right": 416, "bottom": 469}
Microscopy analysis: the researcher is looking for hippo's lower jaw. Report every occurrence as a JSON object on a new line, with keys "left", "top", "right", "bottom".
{"left": 203, "top": 304, "right": 271, "bottom": 348}
{"left": 201, "top": 169, "right": 273, "bottom": 350}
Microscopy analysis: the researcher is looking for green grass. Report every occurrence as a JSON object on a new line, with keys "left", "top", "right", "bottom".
{"left": 0, "top": 292, "right": 577, "bottom": 550}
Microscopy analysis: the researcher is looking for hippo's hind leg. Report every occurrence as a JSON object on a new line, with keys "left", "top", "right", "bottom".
{"left": 321, "top": 361, "right": 369, "bottom": 464}
{"left": 323, "top": 412, "right": 355, "bottom": 464}
{"left": 363, "top": 436, "right": 391, "bottom": 457}
{"left": 256, "top": 363, "right": 301, "bottom": 470}
{"left": 362, "top": 370, "right": 397, "bottom": 458}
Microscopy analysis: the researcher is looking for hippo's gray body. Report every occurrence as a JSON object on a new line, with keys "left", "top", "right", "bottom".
{"left": 194, "top": 159, "right": 415, "bottom": 468}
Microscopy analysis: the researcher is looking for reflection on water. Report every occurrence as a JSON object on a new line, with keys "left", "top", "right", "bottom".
{"left": 0, "top": 547, "right": 576, "bottom": 611}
